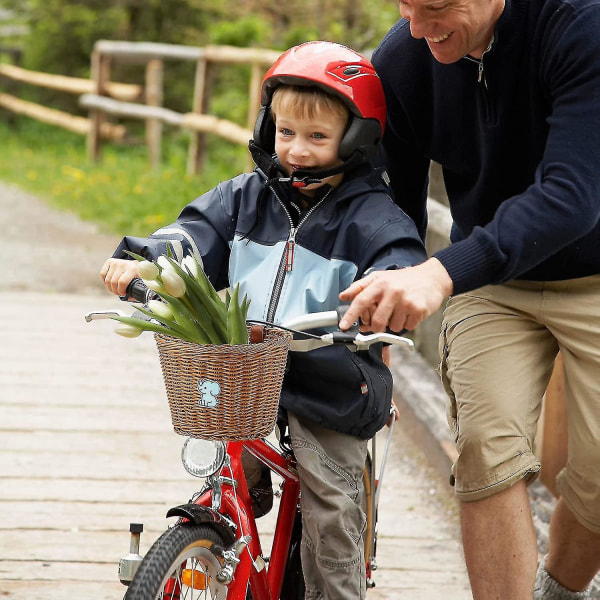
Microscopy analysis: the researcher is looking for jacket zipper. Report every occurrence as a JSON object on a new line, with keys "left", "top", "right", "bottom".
{"left": 266, "top": 188, "right": 333, "bottom": 322}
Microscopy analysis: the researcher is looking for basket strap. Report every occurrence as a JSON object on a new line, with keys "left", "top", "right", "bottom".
{"left": 249, "top": 325, "right": 265, "bottom": 344}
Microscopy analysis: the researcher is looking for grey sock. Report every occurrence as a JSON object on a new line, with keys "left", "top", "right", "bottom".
{"left": 534, "top": 555, "right": 590, "bottom": 600}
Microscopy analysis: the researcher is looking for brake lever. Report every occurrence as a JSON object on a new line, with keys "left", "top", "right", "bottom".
{"left": 84, "top": 310, "right": 128, "bottom": 323}
{"left": 352, "top": 332, "right": 414, "bottom": 351}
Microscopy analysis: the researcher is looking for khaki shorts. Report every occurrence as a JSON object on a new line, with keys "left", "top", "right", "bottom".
{"left": 438, "top": 275, "right": 600, "bottom": 533}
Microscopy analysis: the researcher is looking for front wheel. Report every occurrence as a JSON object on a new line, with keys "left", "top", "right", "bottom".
{"left": 125, "top": 524, "right": 234, "bottom": 600}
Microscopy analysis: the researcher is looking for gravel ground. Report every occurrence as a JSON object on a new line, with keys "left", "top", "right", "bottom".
{"left": 0, "top": 181, "right": 119, "bottom": 295}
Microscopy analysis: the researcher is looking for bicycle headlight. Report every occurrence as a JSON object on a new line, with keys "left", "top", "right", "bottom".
{"left": 181, "top": 437, "right": 226, "bottom": 478}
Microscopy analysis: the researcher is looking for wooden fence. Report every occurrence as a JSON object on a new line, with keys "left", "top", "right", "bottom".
{"left": 0, "top": 54, "right": 140, "bottom": 141}
{"left": 0, "top": 40, "right": 281, "bottom": 174}
{"left": 80, "top": 40, "right": 281, "bottom": 174}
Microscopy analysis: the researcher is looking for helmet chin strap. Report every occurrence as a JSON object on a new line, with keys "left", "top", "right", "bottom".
{"left": 248, "top": 139, "right": 366, "bottom": 188}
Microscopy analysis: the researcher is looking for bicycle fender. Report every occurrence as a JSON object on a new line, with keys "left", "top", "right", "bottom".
{"left": 166, "top": 503, "right": 236, "bottom": 539}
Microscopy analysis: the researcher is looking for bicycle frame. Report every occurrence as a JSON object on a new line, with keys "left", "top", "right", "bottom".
{"left": 172, "top": 437, "right": 301, "bottom": 600}
{"left": 87, "top": 296, "right": 412, "bottom": 598}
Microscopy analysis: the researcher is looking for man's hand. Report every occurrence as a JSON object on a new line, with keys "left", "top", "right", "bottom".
{"left": 100, "top": 258, "right": 140, "bottom": 297}
{"left": 338, "top": 258, "right": 453, "bottom": 332}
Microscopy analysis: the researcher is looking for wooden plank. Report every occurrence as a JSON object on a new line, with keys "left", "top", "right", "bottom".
{"left": 0, "top": 403, "right": 172, "bottom": 433}
{"left": 0, "top": 430, "right": 179, "bottom": 453}
{"left": 0, "top": 580, "right": 124, "bottom": 600}
{"left": 79, "top": 93, "right": 183, "bottom": 125}
{"left": 0, "top": 63, "right": 141, "bottom": 100}
{"left": 95, "top": 39, "right": 205, "bottom": 62}
{"left": 0, "top": 477, "right": 200, "bottom": 504}
{"left": 0, "top": 500, "right": 183, "bottom": 532}
{"left": 0, "top": 93, "right": 125, "bottom": 139}
{"left": 93, "top": 40, "right": 279, "bottom": 66}
{"left": 1, "top": 561, "right": 124, "bottom": 583}
{"left": 182, "top": 112, "right": 251, "bottom": 145}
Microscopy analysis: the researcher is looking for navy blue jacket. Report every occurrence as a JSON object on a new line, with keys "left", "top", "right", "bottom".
{"left": 113, "top": 165, "right": 426, "bottom": 438}
{"left": 373, "top": 0, "right": 600, "bottom": 294}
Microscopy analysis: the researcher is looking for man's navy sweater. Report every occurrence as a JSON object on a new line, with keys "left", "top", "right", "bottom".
{"left": 373, "top": 0, "right": 600, "bottom": 294}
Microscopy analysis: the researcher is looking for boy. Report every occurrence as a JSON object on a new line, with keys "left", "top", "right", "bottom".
{"left": 102, "top": 41, "right": 426, "bottom": 599}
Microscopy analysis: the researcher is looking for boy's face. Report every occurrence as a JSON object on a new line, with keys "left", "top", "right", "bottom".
{"left": 274, "top": 104, "right": 346, "bottom": 196}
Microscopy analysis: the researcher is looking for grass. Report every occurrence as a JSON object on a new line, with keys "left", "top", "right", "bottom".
{"left": 0, "top": 116, "right": 249, "bottom": 237}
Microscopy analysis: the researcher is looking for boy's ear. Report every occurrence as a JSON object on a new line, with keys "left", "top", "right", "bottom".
{"left": 253, "top": 106, "right": 276, "bottom": 154}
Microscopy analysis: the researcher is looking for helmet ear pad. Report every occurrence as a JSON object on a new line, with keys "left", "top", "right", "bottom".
{"left": 253, "top": 106, "right": 276, "bottom": 155}
{"left": 339, "top": 117, "right": 382, "bottom": 163}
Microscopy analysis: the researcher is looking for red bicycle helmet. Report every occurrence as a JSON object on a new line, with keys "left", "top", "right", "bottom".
{"left": 250, "top": 41, "right": 387, "bottom": 184}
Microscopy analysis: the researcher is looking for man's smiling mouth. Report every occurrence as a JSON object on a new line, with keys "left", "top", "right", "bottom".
{"left": 427, "top": 32, "right": 452, "bottom": 43}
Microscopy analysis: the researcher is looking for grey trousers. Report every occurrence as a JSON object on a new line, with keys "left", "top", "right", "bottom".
{"left": 288, "top": 412, "right": 368, "bottom": 600}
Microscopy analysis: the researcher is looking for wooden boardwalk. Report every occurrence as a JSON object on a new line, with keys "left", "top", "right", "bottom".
{"left": 0, "top": 290, "right": 471, "bottom": 599}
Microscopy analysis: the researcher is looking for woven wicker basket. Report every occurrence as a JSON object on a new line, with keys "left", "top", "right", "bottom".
{"left": 154, "top": 326, "right": 291, "bottom": 440}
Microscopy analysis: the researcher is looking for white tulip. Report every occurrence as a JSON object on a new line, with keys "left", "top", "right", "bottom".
{"left": 115, "top": 323, "right": 143, "bottom": 338}
{"left": 144, "top": 279, "right": 164, "bottom": 293}
{"left": 148, "top": 299, "right": 173, "bottom": 320}
{"left": 157, "top": 255, "right": 172, "bottom": 271}
{"left": 139, "top": 260, "right": 160, "bottom": 280}
{"left": 161, "top": 270, "right": 186, "bottom": 298}
{"left": 182, "top": 254, "right": 200, "bottom": 278}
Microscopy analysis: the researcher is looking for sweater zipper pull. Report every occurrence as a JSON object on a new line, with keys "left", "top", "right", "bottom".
{"left": 478, "top": 61, "right": 484, "bottom": 84}
{"left": 285, "top": 229, "right": 297, "bottom": 272}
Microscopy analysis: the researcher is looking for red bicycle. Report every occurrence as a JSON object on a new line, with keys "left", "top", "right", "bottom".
{"left": 85, "top": 283, "right": 413, "bottom": 600}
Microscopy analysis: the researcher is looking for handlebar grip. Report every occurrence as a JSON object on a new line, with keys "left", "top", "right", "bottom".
{"left": 123, "top": 278, "right": 156, "bottom": 304}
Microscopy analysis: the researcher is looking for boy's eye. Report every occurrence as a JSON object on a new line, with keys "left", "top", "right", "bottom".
{"left": 280, "top": 128, "right": 294, "bottom": 136}
{"left": 312, "top": 132, "right": 326, "bottom": 140}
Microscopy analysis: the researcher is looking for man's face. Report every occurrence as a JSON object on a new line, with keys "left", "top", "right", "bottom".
{"left": 397, "top": 0, "right": 504, "bottom": 63}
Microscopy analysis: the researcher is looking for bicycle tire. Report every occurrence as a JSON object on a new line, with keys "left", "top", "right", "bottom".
{"left": 125, "top": 523, "right": 234, "bottom": 600}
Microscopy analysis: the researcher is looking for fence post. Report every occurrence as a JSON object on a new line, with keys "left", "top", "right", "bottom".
{"left": 245, "top": 62, "right": 262, "bottom": 172}
{"left": 145, "top": 58, "right": 164, "bottom": 170}
{"left": 87, "top": 48, "right": 110, "bottom": 162}
{"left": 0, "top": 46, "right": 21, "bottom": 125}
{"left": 539, "top": 353, "right": 568, "bottom": 498}
{"left": 187, "top": 57, "right": 207, "bottom": 175}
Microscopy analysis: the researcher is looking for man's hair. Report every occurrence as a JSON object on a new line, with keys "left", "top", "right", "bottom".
{"left": 270, "top": 85, "right": 349, "bottom": 125}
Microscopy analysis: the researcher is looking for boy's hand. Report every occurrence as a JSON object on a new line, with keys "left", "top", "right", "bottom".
{"left": 101, "top": 258, "right": 140, "bottom": 297}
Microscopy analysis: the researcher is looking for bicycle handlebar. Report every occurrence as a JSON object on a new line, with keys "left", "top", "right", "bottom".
{"left": 87, "top": 278, "right": 414, "bottom": 352}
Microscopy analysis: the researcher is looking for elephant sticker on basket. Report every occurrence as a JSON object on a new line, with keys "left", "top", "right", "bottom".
{"left": 197, "top": 378, "right": 221, "bottom": 408}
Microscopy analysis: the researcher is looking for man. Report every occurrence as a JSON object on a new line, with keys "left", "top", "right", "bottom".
{"left": 339, "top": 0, "right": 600, "bottom": 597}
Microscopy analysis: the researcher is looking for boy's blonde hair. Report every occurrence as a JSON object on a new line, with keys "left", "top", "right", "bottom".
{"left": 271, "top": 85, "right": 349, "bottom": 125}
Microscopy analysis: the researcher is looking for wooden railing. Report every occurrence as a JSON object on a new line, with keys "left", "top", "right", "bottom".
{"left": 80, "top": 40, "right": 281, "bottom": 174}
{"left": 0, "top": 58, "right": 140, "bottom": 141}
{"left": 0, "top": 40, "right": 281, "bottom": 174}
